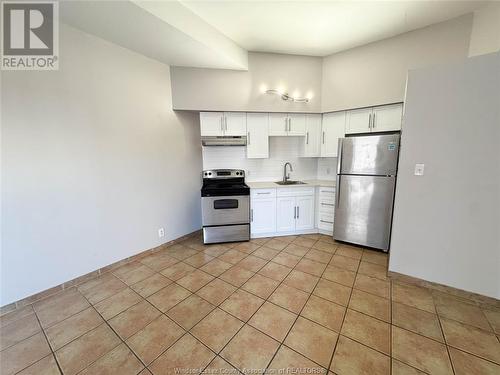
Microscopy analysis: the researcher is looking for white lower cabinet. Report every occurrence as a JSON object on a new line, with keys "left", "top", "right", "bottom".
{"left": 295, "top": 195, "right": 315, "bottom": 231}
{"left": 251, "top": 187, "right": 316, "bottom": 237}
{"left": 317, "top": 187, "right": 335, "bottom": 234}
{"left": 250, "top": 197, "right": 276, "bottom": 234}
{"left": 276, "top": 197, "right": 296, "bottom": 232}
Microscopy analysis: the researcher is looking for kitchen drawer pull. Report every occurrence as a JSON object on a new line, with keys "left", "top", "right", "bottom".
{"left": 321, "top": 203, "right": 334, "bottom": 206}
{"left": 320, "top": 220, "right": 334, "bottom": 224}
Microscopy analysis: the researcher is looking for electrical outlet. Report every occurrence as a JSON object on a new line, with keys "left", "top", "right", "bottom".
{"left": 158, "top": 228, "right": 165, "bottom": 238}
{"left": 414, "top": 163, "right": 425, "bottom": 176}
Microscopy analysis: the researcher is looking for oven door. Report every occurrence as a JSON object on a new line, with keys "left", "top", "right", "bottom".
{"left": 201, "top": 195, "right": 250, "bottom": 226}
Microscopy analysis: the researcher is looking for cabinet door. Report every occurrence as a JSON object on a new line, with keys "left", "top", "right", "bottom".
{"left": 295, "top": 195, "right": 315, "bottom": 231}
{"left": 247, "top": 113, "right": 269, "bottom": 159}
{"left": 224, "top": 112, "right": 247, "bottom": 136}
{"left": 321, "top": 112, "right": 345, "bottom": 157}
{"left": 200, "top": 112, "right": 223, "bottom": 136}
{"left": 269, "top": 113, "right": 288, "bottom": 136}
{"left": 276, "top": 197, "right": 296, "bottom": 232}
{"left": 287, "top": 113, "right": 306, "bottom": 136}
{"left": 345, "top": 108, "right": 372, "bottom": 134}
{"left": 251, "top": 198, "right": 276, "bottom": 234}
{"left": 372, "top": 104, "right": 402, "bottom": 132}
{"left": 303, "top": 114, "right": 321, "bottom": 157}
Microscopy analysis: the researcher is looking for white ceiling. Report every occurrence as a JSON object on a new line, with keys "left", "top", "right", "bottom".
{"left": 60, "top": 1, "right": 248, "bottom": 70}
{"left": 181, "top": 0, "right": 486, "bottom": 56}
{"left": 60, "top": 1, "right": 487, "bottom": 70}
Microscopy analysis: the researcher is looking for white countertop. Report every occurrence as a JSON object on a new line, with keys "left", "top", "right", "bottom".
{"left": 247, "top": 179, "right": 335, "bottom": 189}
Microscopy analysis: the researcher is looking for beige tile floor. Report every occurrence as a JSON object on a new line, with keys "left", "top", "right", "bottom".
{"left": 1, "top": 233, "right": 500, "bottom": 375}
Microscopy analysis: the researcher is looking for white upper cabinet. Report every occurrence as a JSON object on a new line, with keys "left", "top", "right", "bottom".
{"left": 269, "top": 113, "right": 288, "bottom": 136}
{"left": 200, "top": 112, "right": 246, "bottom": 136}
{"left": 200, "top": 112, "right": 224, "bottom": 136}
{"left": 302, "top": 114, "right": 322, "bottom": 157}
{"left": 303, "top": 114, "right": 322, "bottom": 157}
{"left": 321, "top": 112, "right": 345, "bottom": 157}
{"left": 372, "top": 104, "right": 403, "bottom": 132}
{"left": 225, "top": 112, "right": 247, "bottom": 136}
{"left": 247, "top": 113, "right": 269, "bottom": 159}
{"left": 345, "top": 108, "right": 372, "bottom": 134}
{"left": 269, "top": 113, "right": 306, "bottom": 136}
{"left": 287, "top": 114, "right": 306, "bottom": 136}
{"left": 345, "top": 104, "right": 403, "bottom": 134}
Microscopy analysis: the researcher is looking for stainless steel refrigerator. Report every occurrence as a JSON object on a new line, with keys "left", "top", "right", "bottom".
{"left": 333, "top": 134, "right": 400, "bottom": 251}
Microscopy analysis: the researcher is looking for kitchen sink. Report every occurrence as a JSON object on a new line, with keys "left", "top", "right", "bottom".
{"left": 275, "top": 180, "right": 307, "bottom": 185}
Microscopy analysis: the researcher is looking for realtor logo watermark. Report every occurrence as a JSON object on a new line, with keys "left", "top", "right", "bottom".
{"left": 1, "top": 0, "right": 59, "bottom": 70}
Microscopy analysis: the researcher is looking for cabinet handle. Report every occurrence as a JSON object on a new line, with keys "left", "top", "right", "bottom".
{"left": 320, "top": 219, "right": 334, "bottom": 224}
{"left": 297, "top": 206, "right": 300, "bottom": 219}
{"left": 221, "top": 117, "right": 224, "bottom": 132}
{"left": 294, "top": 207, "right": 297, "bottom": 219}
{"left": 306, "top": 132, "right": 309, "bottom": 145}
{"left": 250, "top": 209, "right": 253, "bottom": 222}
{"left": 322, "top": 131, "right": 325, "bottom": 144}
{"left": 224, "top": 116, "right": 228, "bottom": 131}
{"left": 284, "top": 118, "right": 287, "bottom": 132}
{"left": 368, "top": 113, "right": 372, "bottom": 129}
{"left": 247, "top": 132, "right": 251, "bottom": 145}
{"left": 372, "top": 113, "right": 376, "bottom": 129}
{"left": 288, "top": 117, "right": 291, "bottom": 132}
{"left": 257, "top": 192, "right": 270, "bottom": 195}
{"left": 321, "top": 203, "right": 335, "bottom": 206}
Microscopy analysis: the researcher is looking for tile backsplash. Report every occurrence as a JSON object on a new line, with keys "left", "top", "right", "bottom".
{"left": 202, "top": 137, "right": 337, "bottom": 182}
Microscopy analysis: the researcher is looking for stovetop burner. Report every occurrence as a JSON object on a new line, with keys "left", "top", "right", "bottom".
{"left": 201, "top": 169, "right": 249, "bottom": 197}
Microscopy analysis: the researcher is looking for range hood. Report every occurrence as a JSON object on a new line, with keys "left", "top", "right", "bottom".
{"left": 201, "top": 136, "right": 247, "bottom": 146}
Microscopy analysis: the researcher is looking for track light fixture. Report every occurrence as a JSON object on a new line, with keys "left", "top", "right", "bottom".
{"left": 265, "top": 89, "right": 310, "bottom": 103}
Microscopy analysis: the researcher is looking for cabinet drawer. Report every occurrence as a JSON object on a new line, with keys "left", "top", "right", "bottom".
{"left": 277, "top": 187, "right": 315, "bottom": 197}
{"left": 319, "top": 187, "right": 335, "bottom": 194}
{"left": 319, "top": 201, "right": 335, "bottom": 214}
{"left": 319, "top": 212, "right": 334, "bottom": 226}
{"left": 251, "top": 188, "right": 276, "bottom": 199}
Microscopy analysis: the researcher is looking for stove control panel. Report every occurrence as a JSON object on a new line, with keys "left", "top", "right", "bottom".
{"left": 203, "top": 169, "right": 245, "bottom": 179}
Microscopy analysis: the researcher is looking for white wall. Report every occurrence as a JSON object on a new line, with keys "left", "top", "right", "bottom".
{"left": 0, "top": 24, "right": 202, "bottom": 305}
{"left": 468, "top": 2, "right": 500, "bottom": 57}
{"left": 170, "top": 52, "right": 323, "bottom": 113}
{"left": 321, "top": 14, "right": 472, "bottom": 112}
{"left": 389, "top": 52, "right": 500, "bottom": 299}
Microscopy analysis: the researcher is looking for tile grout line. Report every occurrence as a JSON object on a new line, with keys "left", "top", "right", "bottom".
{"left": 192, "top": 235, "right": 334, "bottom": 374}
{"left": 260, "top": 237, "right": 341, "bottom": 374}
{"left": 195, "top": 237, "right": 322, "bottom": 374}
{"left": 327, "top": 247, "right": 364, "bottom": 374}
{"left": 72, "top": 290, "right": 145, "bottom": 374}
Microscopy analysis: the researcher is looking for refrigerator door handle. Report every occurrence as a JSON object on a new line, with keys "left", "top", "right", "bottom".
{"left": 336, "top": 138, "right": 343, "bottom": 207}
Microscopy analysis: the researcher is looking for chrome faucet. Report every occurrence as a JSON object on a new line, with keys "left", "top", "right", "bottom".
{"left": 283, "top": 162, "right": 293, "bottom": 182}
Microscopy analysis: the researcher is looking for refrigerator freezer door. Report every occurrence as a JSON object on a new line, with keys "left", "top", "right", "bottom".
{"left": 340, "top": 134, "right": 399, "bottom": 176}
{"left": 333, "top": 175, "right": 396, "bottom": 250}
